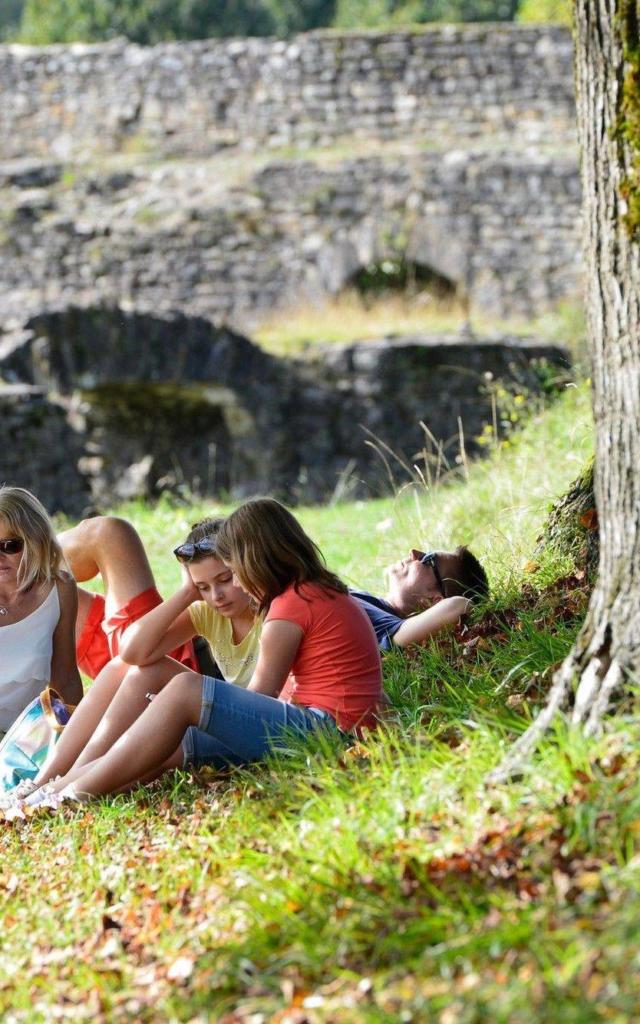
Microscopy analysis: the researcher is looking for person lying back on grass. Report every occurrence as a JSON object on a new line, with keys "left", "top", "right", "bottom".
{"left": 351, "top": 546, "right": 488, "bottom": 650}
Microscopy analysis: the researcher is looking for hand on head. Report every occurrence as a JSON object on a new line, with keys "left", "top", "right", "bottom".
{"left": 173, "top": 516, "right": 254, "bottom": 620}
{"left": 179, "top": 560, "right": 201, "bottom": 603}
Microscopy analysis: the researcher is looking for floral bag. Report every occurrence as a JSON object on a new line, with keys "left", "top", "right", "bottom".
{"left": 0, "top": 687, "right": 75, "bottom": 793}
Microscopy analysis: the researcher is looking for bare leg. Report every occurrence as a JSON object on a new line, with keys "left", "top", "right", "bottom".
{"left": 34, "top": 658, "right": 128, "bottom": 785}
{"left": 60, "top": 672, "right": 203, "bottom": 797}
{"left": 70, "top": 657, "right": 184, "bottom": 772}
{"left": 31, "top": 517, "right": 185, "bottom": 797}
{"left": 111, "top": 747, "right": 185, "bottom": 794}
{"left": 55, "top": 746, "right": 185, "bottom": 796}
{"left": 58, "top": 516, "right": 155, "bottom": 618}
{"left": 35, "top": 656, "right": 184, "bottom": 787}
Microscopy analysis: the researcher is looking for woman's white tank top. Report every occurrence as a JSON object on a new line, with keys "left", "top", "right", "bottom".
{"left": 0, "top": 584, "right": 60, "bottom": 732}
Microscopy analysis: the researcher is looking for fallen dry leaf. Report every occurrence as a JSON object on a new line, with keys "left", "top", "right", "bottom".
{"left": 579, "top": 508, "right": 598, "bottom": 530}
{"left": 166, "top": 956, "right": 195, "bottom": 982}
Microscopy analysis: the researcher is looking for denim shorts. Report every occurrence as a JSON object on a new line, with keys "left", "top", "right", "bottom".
{"left": 182, "top": 675, "right": 340, "bottom": 769}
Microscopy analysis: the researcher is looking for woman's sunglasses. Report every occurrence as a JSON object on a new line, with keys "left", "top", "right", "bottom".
{"left": 173, "top": 538, "right": 217, "bottom": 563}
{"left": 0, "top": 538, "right": 25, "bottom": 555}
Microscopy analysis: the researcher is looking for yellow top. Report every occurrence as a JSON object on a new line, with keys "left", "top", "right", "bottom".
{"left": 188, "top": 603, "right": 262, "bottom": 686}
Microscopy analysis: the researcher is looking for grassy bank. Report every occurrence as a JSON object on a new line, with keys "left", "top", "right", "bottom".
{"left": 252, "top": 293, "right": 586, "bottom": 363}
{"left": 5, "top": 381, "right": 638, "bottom": 1024}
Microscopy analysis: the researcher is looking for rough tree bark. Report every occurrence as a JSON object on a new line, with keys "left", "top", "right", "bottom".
{"left": 492, "top": 0, "right": 640, "bottom": 779}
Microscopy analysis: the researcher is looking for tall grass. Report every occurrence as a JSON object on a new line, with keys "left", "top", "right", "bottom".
{"left": 106, "top": 380, "right": 592, "bottom": 602}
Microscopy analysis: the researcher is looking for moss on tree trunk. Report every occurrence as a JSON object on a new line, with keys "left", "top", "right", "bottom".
{"left": 535, "top": 459, "right": 598, "bottom": 578}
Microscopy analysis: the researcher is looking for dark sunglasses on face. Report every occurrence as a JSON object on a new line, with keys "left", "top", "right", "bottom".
{"left": 0, "top": 538, "right": 25, "bottom": 555}
{"left": 417, "top": 550, "right": 446, "bottom": 597}
{"left": 173, "top": 537, "right": 217, "bottom": 562}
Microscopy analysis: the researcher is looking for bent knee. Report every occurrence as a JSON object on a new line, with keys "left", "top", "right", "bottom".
{"left": 164, "top": 672, "right": 204, "bottom": 713}
{"left": 94, "top": 655, "right": 128, "bottom": 687}
{"left": 85, "top": 516, "right": 141, "bottom": 550}
{"left": 163, "top": 671, "right": 203, "bottom": 704}
{"left": 120, "top": 664, "right": 153, "bottom": 696}
{"left": 167, "top": 670, "right": 202, "bottom": 693}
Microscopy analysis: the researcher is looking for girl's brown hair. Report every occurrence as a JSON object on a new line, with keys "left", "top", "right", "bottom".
{"left": 215, "top": 497, "right": 346, "bottom": 613}
{"left": 0, "top": 485, "right": 64, "bottom": 592}
{"left": 184, "top": 516, "right": 225, "bottom": 557}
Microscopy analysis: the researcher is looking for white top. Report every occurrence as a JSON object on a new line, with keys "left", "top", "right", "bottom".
{"left": 0, "top": 584, "right": 60, "bottom": 732}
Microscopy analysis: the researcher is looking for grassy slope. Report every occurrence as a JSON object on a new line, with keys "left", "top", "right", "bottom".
{"left": 3, "top": 383, "right": 639, "bottom": 1023}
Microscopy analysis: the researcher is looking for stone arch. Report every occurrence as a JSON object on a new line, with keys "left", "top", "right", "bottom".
{"left": 0, "top": 305, "right": 286, "bottom": 505}
{"left": 315, "top": 229, "right": 462, "bottom": 304}
{"left": 406, "top": 216, "right": 472, "bottom": 295}
{"left": 346, "top": 257, "right": 458, "bottom": 301}
{"left": 77, "top": 382, "right": 237, "bottom": 503}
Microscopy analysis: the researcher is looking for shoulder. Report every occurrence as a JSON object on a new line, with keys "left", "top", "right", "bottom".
{"left": 56, "top": 572, "right": 78, "bottom": 604}
{"left": 52, "top": 572, "right": 78, "bottom": 629}
{"left": 269, "top": 583, "right": 303, "bottom": 612}
{"left": 267, "top": 583, "right": 317, "bottom": 624}
{"left": 350, "top": 590, "right": 400, "bottom": 615}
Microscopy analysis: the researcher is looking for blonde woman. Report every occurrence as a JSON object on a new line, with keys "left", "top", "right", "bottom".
{"left": 0, "top": 486, "right": 82, "bottom": 735}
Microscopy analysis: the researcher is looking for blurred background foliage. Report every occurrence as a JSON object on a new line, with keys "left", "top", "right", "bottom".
{"left": 1, "top": 0, "right": 571, "bottom": 44}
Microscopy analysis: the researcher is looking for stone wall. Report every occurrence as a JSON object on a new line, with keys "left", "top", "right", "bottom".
{"left": 0, "top": 25, "right": 581, "bottom": 327}
{"left": 0, "top": 307, "right": 570, "bottom": 513}
{"left": 0, "top": 26, "right": 581, "bottom": 510}
{"left": 0, "top": 149, "right": 581, "bottom": 326}
{"left": 0, "top": 26, "right": 575, "bottom": 161}
{"left": 0, "top": 384, "right": 89, "bottom": 515}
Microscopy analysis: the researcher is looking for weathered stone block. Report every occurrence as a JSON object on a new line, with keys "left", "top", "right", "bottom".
{"left": 0, "top": 383, "right": 89, "bottom": 515}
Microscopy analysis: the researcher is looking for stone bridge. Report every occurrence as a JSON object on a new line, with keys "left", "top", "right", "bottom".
{"left": 0, "top": 307, "right": 569, "bottom": 514}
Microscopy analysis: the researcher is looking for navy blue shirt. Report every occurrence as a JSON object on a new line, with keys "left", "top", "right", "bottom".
{"left": 349, "top": 590, "right": 404, "bottom": 652}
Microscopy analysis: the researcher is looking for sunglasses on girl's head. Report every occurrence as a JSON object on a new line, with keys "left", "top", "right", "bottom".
{"left": 0, "top": 538, "right": 24, "bottom": 555}
{"left": 417, "top": 550, "right": 446, "bottom": 597}
{"left": 173, "top": 537, "right": 217, "bottom": 562}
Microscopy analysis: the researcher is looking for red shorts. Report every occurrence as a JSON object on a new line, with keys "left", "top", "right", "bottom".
{"left": 76, "top": 587, "right": 198, "bottom": 678}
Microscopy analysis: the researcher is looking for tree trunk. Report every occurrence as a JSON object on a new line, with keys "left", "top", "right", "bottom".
{"left": 534, "top": 459, "right": 598, "bottom": 579}
{"left": 492, "top": 0, "right": 640, "bottom": 779}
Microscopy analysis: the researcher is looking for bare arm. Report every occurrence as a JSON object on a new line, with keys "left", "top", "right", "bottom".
{"left": 247, "top": 619, "right": 303, "bottom": 697}
{"left": 117, "top": 583, "right": 198, "bottom": 666}
{"left": 392, "top": 596, "right": 469, "bottom": 649}
{"left": 50, "top": 575, "right": 83, "bottom": 706}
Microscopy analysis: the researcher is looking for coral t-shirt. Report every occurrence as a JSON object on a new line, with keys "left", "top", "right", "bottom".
{"left": 265, "top": 582, "right": 382, "bottom": 732}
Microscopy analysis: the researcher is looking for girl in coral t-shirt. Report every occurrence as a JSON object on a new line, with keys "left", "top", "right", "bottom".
{"left": 29, "top": 498, "right": 383, "bottom": 803}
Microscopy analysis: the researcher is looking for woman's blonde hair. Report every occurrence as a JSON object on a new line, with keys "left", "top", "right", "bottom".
{"left": 215, "top": 497, "right": 346, "bottom": 614}
{"left": 0, "top": 486, "right": 64, "bottom": 592}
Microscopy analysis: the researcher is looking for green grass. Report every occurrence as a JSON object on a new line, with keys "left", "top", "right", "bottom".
{"left": 5, "top": 381, "right": 639, "bottom": 1023}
